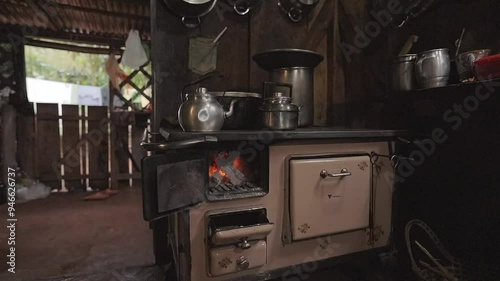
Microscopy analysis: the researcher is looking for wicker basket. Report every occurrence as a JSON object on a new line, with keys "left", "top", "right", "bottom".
{"left": 405, "top": 220, "right": 500, "bottom": 281}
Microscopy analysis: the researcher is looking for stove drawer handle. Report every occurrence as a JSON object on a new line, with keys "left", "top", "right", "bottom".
{"left": 320, "top": 168, "right": 351, "bottom": 178}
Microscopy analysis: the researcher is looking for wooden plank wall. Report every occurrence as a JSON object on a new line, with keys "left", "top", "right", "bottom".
{"left": 151, "top": 0, "right": 391, "bottom": 129}
{"left": 62, "top": 105, "right": 82, "bottom": 190}
{"left": 17, "top": 104, "right": 35, "bottom": 178}
{"left": 151, "top": 0, "right": 331, "bottom": 130}
{"left": 87, "top": 106, "right": 109, "bottom": 190}
{"left": 19, "top": 104, "right": 119, "bottom": 190}
{"left": 36, "top": 103, "right": 61, "bottom": 189}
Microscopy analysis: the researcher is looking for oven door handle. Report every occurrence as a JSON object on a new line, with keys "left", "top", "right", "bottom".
{"left": 140, "top": 129, "right": 217, "bottom": 152}
{"left": 319, "top": 168, "right": 352, "bottom": 178}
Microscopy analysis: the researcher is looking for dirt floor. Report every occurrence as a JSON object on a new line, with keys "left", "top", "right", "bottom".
{"left": 0, "top": 187, "right": 155, "bottom": 281}
{"left": 0, "top": 187, "right": 403, "bottom": 281}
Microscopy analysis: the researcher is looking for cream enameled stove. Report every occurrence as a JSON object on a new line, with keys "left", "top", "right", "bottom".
{"left": 141, "top": 130, "right": 399, "bottom": 281}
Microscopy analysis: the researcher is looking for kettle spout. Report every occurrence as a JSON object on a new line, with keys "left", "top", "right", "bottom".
{"left": 224, "top": 99, "right": 238, "bottom": 118}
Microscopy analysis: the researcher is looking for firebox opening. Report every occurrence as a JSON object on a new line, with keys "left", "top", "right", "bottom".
{"left": 206, "top": 147, "right": 267, "bottom": 201}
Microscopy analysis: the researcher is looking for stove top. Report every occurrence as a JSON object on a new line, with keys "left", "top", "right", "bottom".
{"left": 161, "top": 127, "right": 407, "bottom": 142}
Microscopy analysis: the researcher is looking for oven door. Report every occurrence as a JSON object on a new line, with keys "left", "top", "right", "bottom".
{"left": 141, "top": 132, "right": 215, "bottom": 221}
{"left": 286, "top": 153, "right": 371, "bottom": 241}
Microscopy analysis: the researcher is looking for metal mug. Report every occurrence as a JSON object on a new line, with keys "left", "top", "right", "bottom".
{"left": 415, "top": 48, "right": 450, "bottom": 89}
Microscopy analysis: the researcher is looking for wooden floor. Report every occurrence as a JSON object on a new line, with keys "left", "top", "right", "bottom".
{"left": 0, "top": 187, "right": 155, "bottom": 281}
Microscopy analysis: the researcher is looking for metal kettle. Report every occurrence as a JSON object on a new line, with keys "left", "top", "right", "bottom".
{"left": 178, "top": 87, "right": 236, "bottom": 132}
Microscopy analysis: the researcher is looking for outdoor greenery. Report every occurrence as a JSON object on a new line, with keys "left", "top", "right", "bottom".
{"left": 24, "top": 44, "right": 152, "bottom": 108}
{"left": 25, "top": 45, "right": 109, "bottom": 87}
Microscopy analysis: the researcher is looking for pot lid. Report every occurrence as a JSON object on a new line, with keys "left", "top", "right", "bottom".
{"left": 210, "top": 91, "right": 262, "bottom": 98}
{"left": 260, "top": 92, "right": 299, "bottom": 112}
{"left": 418, "top": 48, "right": 449, "bottom": 55}
{"left": 252, "top": 49, "right": 324, "bottom": 70}
{"left": 184, "top": 0, "right": 212, "bottom": 4}
{"left": 298, "top": 0, "right": 320, "bottom": 5}
{"left": 186, "top": 87, "right": 214, "bottom": 97}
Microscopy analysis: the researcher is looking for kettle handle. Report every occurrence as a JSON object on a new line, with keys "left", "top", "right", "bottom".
{"left": 262, "top": 81, "right": 293, "bottom": 100}
{"left": 181, "top": 70, "right": 225, "bottom": 102}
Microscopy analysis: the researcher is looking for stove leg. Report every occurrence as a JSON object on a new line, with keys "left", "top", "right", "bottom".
{"left": 151, "top": 218, "right": 172, "bottom": 266}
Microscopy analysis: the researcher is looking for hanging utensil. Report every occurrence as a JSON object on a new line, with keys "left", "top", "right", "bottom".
{"left": 226, "top": 0, "right": 263, "bottom": 16}
{"left": 399, "top": 35, "right": 419, "bottom": 56}
{"left": 163, "top": 0, "right": 218, "bottom": 28}
{"left": 277, "top": 0, "right": 320, "bottom": 22}
{"left": 455, "top": 28, "right": 466, "bottom": 58}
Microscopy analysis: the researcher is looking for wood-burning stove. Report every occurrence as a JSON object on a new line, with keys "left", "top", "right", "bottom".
{"left": 141, "top": 129, "right": 404, "bottom": 281}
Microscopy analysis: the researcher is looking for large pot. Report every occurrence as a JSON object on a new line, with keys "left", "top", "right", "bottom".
{"left": 253, "top": 49, "right": 324, "bottom": 127}
{"left": 212, "top": 91, "right": 262, "bottom": 129}
{"left": 390, "top": 54, "right": 417, "bottom": 91}
{"left": 163, "top": 0, "right": 217, "bottom": 27}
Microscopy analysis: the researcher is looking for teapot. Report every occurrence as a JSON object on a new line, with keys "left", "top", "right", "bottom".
{"left": 178, "top": 87, "right": 237, "bottom": 132}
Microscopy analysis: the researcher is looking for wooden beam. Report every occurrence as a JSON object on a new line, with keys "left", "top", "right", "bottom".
{"left": 25, "top": 38, "right": 114, "bottom": 54}
{"left": 304, "top": 0, "right": 335, "bottom": 50}
{"left": 51, "top": 2, "right": 150, "bottom": 21}
{"left": 30, "top": 28, "right": 129, "bottom": 45}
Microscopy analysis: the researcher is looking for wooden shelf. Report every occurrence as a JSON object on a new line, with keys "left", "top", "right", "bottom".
{"left": 390, "top": 78, "right": 500, "bottom": 101}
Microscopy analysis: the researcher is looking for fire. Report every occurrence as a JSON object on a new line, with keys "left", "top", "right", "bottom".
{"left": 233, "top": 157, "right": 243, "bottom": 170}
{"left": 209, "top": 153, "right": 250, "bottom": 185}
{"left": 209, "top": 155, "right": 230, "bottom": 183}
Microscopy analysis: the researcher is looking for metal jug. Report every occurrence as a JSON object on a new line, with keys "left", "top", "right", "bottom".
{"left": 178, "top": 88, "right": 236, "bottom": 132}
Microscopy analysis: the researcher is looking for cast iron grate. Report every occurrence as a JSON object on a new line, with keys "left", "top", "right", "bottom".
{"left": 208, "top": 182, "right": 261, "bottom": 195}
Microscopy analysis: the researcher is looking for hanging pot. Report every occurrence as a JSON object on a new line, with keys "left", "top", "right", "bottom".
{"left": 277, "top": 0, "right": 319, "bottom": 22}
{"left": 225, "top": 0, "right": 263, "bottom": 16}
{"left": 163, "top": 0, "right": 218, "bottom": 28}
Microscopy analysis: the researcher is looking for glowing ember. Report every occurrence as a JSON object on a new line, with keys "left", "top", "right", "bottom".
{"left": 209, "top": 152, "right": 250, "bottom": 186}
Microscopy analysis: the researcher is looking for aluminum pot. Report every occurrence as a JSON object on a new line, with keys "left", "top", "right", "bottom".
{"left": 390, "top": 54, "right": 417, "bottom": 91}
{"left": 415, "top": 48, "right": 450, "bottom": 89}
{"left": 259, "top": 92, "right": 299, "bottom": 130}
{"left": 253, "top": 49, "right": 324, "bottom": 127}
{"left": 269, "top": 67, "right": 313, "bottom": 126}
{"left": 163, "top": 0, "right": 217, "bottom": 28}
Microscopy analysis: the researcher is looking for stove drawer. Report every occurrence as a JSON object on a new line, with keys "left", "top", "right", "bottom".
{"left": 209, "top": 240, "right": 266, "bottom": 277}
{"left": 289, "top": 155, "right": 371, "bottom": 240}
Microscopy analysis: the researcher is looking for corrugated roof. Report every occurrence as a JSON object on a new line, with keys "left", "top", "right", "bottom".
{"left": 0, "top": 0, "right": 150, "bottom": 43}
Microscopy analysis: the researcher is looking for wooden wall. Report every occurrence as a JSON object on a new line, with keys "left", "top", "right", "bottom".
{"left": 17, "top": 104, "right": 111, "bottom": 190}
{"left": 151, "top": 0, "right": 383, "bottom": 131}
